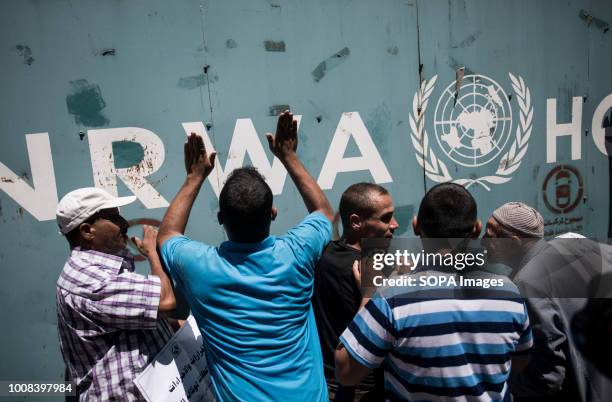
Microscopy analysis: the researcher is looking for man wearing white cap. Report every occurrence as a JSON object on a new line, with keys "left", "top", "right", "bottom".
{"left": 55, "top": 187, "right": 176, "bottom": 401}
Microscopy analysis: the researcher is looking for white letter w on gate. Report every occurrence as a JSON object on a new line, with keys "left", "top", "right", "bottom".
{"left": 182, "top": 117, "right": 301, "bottom": 198}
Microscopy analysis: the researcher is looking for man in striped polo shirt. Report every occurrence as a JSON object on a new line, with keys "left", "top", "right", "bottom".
{"left": 335, "top": 183, "right": 533, "bottom": 401}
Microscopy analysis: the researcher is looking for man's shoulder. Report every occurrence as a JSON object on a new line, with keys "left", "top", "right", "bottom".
{"left": 57, "top": 249, "right": 150, "bottom": 296}
{"left": 287, "top": 212, "right": 332, "bottom": 235}
{"left": 517, "top": 240, "right": 552, "bottom": 272}
{"left": 162, "top": 234, "right": 212, "bottom": 250}
{"left": 314, "top": 242, "right": 361, "bottom": 302}
{"left": 378, "top": 276, "right": 524, "bottom": 310}
{"left": 58, "top": 251, "right": 113, "bottom": 287}
{"left": 278, "top": 212, "right": 332, "bottom": 250}
{"left": 161, "top": 235, "right": 215, "bottom": 263}
{"left": 303, "top": 211, "right": 332, "bottom": 223}
{"left": 320, "top": 241, "right": 359, "bottom": 263}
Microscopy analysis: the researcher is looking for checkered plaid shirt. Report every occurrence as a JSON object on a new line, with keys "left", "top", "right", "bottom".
{"left": 56, "top": 247, "right": 174, "bottom": 401}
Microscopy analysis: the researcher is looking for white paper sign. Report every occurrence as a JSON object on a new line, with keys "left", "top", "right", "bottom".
{"left": 134, "top": 316, "right": 216, "bottom": 402}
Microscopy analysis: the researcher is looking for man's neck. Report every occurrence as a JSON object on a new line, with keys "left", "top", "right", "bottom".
{"left": 227, "top": 231, "right": 270, "bottom": 243}
{"left": 340, "top": 235, "right": 361, "bottom": 251}
{"left": 74, "top": 244, "right": 131, "bottom": 259}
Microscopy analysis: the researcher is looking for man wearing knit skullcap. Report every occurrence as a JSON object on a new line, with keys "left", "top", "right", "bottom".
{"left": 492, "top": 202, "right": 544, "bottom": 238}
{"left": 483, "top": 202, "right": 546, "bottom": 273}
{"left": 484, "top": 203, "right": 610, "bottom": 401}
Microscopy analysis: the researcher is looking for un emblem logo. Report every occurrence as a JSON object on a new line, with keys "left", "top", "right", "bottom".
{"left": 434, "top": 75, "right": 512, "bottom": 167}
{"left": 409, "top": 73, "right": 533, "bottom": 191}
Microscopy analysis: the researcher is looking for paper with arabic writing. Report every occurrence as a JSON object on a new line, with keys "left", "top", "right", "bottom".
{"left": 134, "top": 316, "right": 216, "bottom": 402}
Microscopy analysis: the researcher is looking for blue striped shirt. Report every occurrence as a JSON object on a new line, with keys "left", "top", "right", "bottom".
{"left": 340, "top": 270, "right": 532, "bottom": 401}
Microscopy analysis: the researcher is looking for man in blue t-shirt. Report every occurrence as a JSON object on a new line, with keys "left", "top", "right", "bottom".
{"left": 157, "top": 111, "right": 334, "bottom": 401}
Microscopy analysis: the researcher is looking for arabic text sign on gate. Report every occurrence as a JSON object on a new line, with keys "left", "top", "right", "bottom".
{"left": 134, "top": 316, "right": 216, "bottom": 402}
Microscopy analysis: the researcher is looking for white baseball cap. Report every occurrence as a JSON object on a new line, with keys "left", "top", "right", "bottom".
{"left": 56, "top": 187, "right": 136, "bottom": 234}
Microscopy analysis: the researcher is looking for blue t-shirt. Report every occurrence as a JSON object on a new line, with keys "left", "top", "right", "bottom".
{"left": 161, "top": 212, "right": 332, "bottom": 402}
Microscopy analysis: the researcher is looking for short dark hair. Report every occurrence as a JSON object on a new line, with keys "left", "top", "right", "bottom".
{"left": 219, "top": 167, "right": 273, "bottom": 242}
{"left": 417, "top": 183, "right": 477, "bottom": 238}
{"left": 339, "top": 183, "right": 389, "bottom": 229}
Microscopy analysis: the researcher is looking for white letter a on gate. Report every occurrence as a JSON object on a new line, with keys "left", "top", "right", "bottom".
{"left": 317, "top": 112, "right": 392, "bottom": 190}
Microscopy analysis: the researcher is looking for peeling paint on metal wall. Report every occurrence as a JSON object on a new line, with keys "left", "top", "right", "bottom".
{"left": 312, "top": 47, "right": 350, "bottom": 82}
{"left": 15, "top": 44, "right": 34, "bottom": 65}
{"left": 66, "top": 80, "right": 109, "bottom": 127}
{"left": 263, "top": 40, "right": 286, "bottom": 52}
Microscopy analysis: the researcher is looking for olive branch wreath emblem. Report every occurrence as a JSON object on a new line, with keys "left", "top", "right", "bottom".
{"left": 409, "top": 73, "right": 533, "bottom": 191}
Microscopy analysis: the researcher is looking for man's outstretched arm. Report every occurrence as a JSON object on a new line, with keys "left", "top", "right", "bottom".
{"left": 266, "top": 111, "right": 333, "bottom": 221}
{"left": 133, "top": 225, "right": 176, "bottom": 312}
{"left": 157, "top": 133, "right": 216, "bottom": 247}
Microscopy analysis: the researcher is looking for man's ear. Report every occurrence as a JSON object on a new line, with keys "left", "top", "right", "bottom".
{"left": 470, "top": 220, "right": 483, "bottom": 239}
{"left": 271, "top": 207, "right": 278, "bottom": 221}
{"left": 510, "top": 235, "right": 522, "bottom": 247}
{"left": 217, "top": 211, "right": 223, "bottom": 225}
{"left": 79, "top": 223, "right": 94, "bottom": 242}
{"left": 349, "top": 213, "right": 362, "bottom": 232}
{"left": 412, "top": 216, "right": 421, "bottom": 236}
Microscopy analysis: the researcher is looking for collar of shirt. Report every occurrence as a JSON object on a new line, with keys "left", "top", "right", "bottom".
{"left": 518, "top": 238, "right": 548, "bottom": 270}
{"left": 219, "top": 236, "right": 276, "bottom": 252}
{"left": 336, "top": 239, "right": 361, "bottom": 253}
{"left": 71, "top": 247, "right": 135, "bottom": 274}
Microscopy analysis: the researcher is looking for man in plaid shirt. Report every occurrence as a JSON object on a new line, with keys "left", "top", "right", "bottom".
{"left": 55, "top": 188, "right": 177, "bottom": 401}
